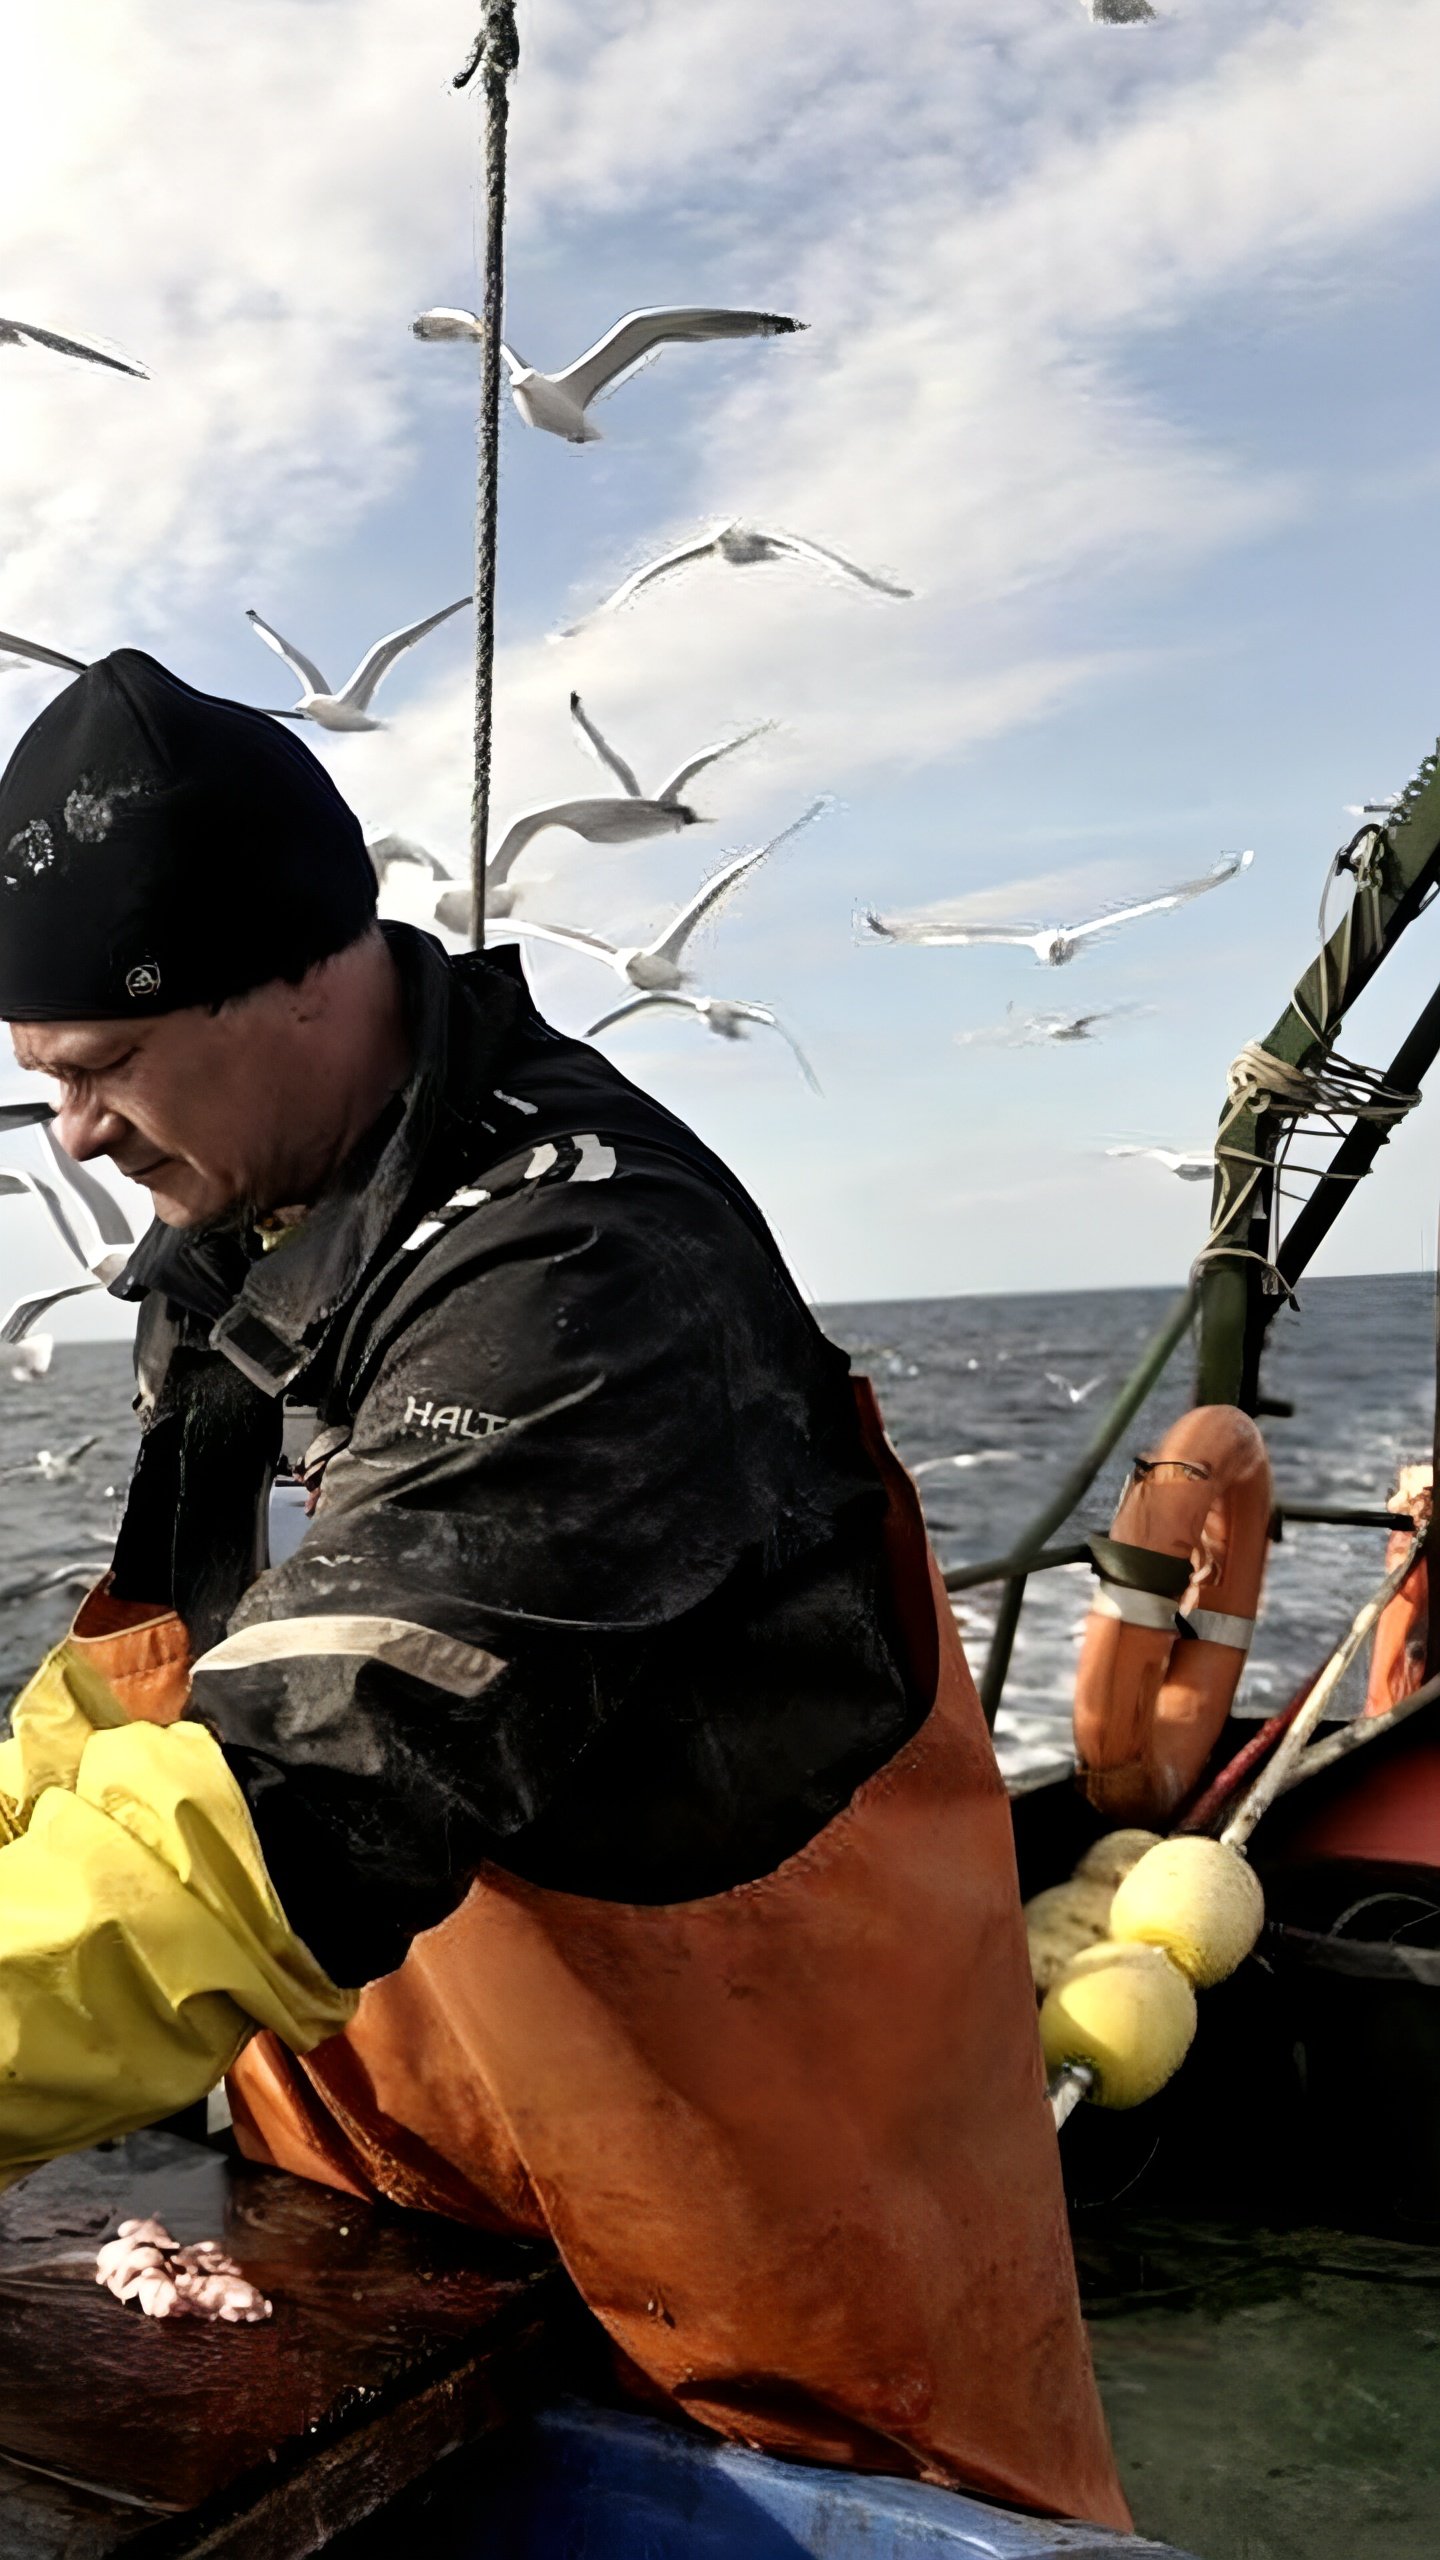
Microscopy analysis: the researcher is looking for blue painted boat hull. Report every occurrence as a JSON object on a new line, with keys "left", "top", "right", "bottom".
{"left": 448, "top": 2402, "right": 1198, "bottom": 2559}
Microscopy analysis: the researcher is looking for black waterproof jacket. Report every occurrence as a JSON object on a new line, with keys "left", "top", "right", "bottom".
{"left": 109, "top": 927, "right": 919, "bottom": 1987}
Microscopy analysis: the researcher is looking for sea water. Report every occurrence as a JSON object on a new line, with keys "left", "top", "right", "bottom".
{"left": 0, "top": 1271, "right": 1432, "bottom": 1777}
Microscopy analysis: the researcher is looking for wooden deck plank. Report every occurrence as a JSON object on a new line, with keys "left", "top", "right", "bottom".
{"left": 0, "top": 2130, "right": 561, "bottom": 2559}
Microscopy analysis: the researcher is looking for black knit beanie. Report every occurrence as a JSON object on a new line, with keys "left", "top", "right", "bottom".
{"left": 0, "top": 649, "right": 376, "bottom": 1019}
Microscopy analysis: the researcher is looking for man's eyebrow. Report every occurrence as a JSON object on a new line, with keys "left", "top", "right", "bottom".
{"left": 17, "top": 1039, "right": 136, "bottom": 1075}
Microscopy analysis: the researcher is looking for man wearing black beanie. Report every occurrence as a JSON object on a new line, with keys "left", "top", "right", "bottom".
{"left": 0, "top": 652, "right": 1128, "bottom": 2528}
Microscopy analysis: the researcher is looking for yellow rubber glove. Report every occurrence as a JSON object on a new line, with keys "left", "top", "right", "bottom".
{"left": 0, "top": 1647, "right": 356, "bottom": 2186}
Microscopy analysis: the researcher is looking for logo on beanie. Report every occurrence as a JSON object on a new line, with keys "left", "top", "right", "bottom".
{"left": 125, "top": 960, "right": 161, "bottom": 1000}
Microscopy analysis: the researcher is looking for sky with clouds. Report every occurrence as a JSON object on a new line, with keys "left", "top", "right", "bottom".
{"left": 3, "top": 0, "right": 1440, "bottom": 1338}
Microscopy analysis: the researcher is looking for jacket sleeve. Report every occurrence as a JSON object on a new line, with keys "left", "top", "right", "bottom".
{"left": 187, "top": 1161, "right": 873, "bottom": 1987}
{"left": 0, "top": 1641, "right": 354, "bottom": 2188}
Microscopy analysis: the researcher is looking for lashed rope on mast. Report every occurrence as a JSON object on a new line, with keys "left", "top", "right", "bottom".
{"left": 456, "top": 3, "right": 520, "bottom": 947}
{"left": 1193, "top": 825, "right": 1421, "bottom": 1304}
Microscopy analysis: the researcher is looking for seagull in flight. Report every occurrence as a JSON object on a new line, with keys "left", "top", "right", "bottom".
{"left": 570, "top": 692, "right": 770, "bottom": 810}
{"left": 1047, "top": 1372, "right": 1104, "bottom": 1407}
{"left": 481, "top": 706, "right": 772, "bottom": 920}
{"left": 1343, "top": 798, "right": 1400, "bottom": 818}
{"left": 492, "top": 803, "right": 825, "bottom": 993}
{"left": 586, "top": 991, "right": 821, "bottom": 1091}
{"left": 863, "top": 851, "right": 1252, "bottom": 966}
{"left": 558, "top": 520, "right": 911, "bottom": 634}
{"left": 1105, "top": 1144, "right": 1215, "bottom": 1182}
{"left": 0, "top": 1434, "right": 97, "bottom": 1484}
{"left": 0, "top": 315, "right": 147, "bottom": 378}
{"left": 367, "top": 836, "right": 472, "bottom": 932}
{"left": 245, "top": 598, "right": 471, "bottom": 732}
{"left": 413, "top": 303, "right": 804, "bottom": 442}
{"left": 956, "top": 1003, "right": 1142, "bottom": 1047}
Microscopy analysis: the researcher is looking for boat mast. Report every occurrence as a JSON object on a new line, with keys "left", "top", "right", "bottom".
{"left": 455, "top": 3, "right": 521, "bottom": 947}
{"left": 1194, "top": 745, "right": 1440, "bottom": 1410}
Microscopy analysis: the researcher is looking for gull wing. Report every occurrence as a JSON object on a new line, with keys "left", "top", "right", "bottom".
{"left": 647, "top": 801, "right": 825, "bottom": 967}
{"left": 862, "top": 909, "right": 1044, "bottom": 948}
{"left": 766, "top": 531, "right": 913, "bottom": 598}
{"left": 657, "top": 721, "right": 772, "bottom": 808}
{"left": 1065, "top": 851, "right": 1252, "bottom": 944}
{"left": 569, "top": 693, "right": 642, "bottom": 797}
{"left": 39, "top": 1126, "right": 135, "bottom": 1268}
{"left": 0, "top": 1168, "right": 92, "bottom": 1271}
{"left": 729, "top": 1001, "right": 822, "bottom": 1094}
{"left": 245, "top": 610, "right": 328, "bottom": 698}
{"left": 585, "top": 993, "right": 694, "bottom": 1036}
{"left": 340, "top": 596, "right": 471, "bottom": 712}
{"left": 0, "top": 629, "right": 86, "bottom": 677}
{"left": 554, "top": 307, "right": 805, "bottom": 414}
{"left": 367, "top": 833, "right": 454, "bottom": 882}
{"left": 487, "top": 800, "right": 629, "bottom": 882}
{"left": 646, "top": 849, "right": 768, "bottom": 968}
{"left": 0, "top": 1279, "right": 100, "bottom": 1345}
{"left": 59, "top": 1435, "right": 98, "bottom": 1469}
{"left": 490, "top": 917, "right": 618, "bottom": 964}
{"left": 0, "top": 316, "right": 148, "bottom": 378}
{"left": 565, "top": 534, "right": 722, "bottom": 632}
{"left": 0, "top": 1101, "right": 55, "bottom": 1133}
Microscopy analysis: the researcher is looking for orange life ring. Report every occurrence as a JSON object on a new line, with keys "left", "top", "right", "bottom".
{"left": 1073, "top": 1406, "right": 1272, "bottom": 1825}
{"left": 1363, "top": 1531, "right": 1427, "bottom": 1716}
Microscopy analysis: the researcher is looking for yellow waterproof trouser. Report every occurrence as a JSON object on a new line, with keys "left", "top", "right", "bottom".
{"left": 0, "top": 1637, "right": 355, "bottom": 2187}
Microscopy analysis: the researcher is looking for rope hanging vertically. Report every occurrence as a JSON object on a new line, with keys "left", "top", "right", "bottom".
{"left": 455, "top": 3, "right": 520, "bottom": 946}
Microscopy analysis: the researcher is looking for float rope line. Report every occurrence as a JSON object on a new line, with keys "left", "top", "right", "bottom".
{"left": 455, "top": 1, "right": 521, "bottom": 945}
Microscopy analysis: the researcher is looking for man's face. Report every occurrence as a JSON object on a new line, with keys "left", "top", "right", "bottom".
{"left": 9, "top": 997, "right": 295, "bottom": 1228}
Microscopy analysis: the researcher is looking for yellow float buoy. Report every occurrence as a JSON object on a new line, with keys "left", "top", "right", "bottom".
{"left": 1039, "top": 1940, "right": 1197, "bottom": 2109}
{"left": 1108, "top": 1834, "right": 1264, "bottom": 1988}
{"left": 1073, "top": 1827, "right": 1163, "bottom": 1889}
{"left": 1022, "top": 1876, "right": 1114, "bottom": 1994}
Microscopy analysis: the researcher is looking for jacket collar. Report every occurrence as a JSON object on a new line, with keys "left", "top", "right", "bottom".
{"left": 113, "top": 926, "right": 526, "bottom": 1393}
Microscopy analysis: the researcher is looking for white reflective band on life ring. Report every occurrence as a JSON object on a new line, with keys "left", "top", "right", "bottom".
{"left": 1091, "top": 1586, "right": 1182, "bottom": 1635}
{"left": 1176, "top": 1605, "right": 1255, "bottom": 1654}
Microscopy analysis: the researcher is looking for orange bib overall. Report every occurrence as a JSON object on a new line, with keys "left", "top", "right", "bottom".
{"left": 215, "top": 1387, "right": 1126, "bottom": 2529}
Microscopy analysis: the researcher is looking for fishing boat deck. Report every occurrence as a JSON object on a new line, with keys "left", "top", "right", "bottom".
{"left": 0, "top": 2127, "right": 561, "bottom": 2559}
{"left": 1082, "top": 2214, "right": 1440, "bottom": 2560}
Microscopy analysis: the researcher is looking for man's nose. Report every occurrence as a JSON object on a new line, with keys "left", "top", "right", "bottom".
{"left": 53, "top": 1091, "right": 129, "bottom": 1165}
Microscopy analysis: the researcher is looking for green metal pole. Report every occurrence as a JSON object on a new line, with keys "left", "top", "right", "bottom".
{"left": 1196, "top": 743, "right": 1440, "bottom": 1407}
{"left": 971, "top": 1286, "right": 1196, "bottom": 1726}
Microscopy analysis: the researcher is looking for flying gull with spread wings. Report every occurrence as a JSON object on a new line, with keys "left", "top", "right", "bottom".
{"left": 0, "top": 1435, "right": 97, "bottom": 1484}
{"left": 558, "top": 520, "right": 911, "bottom": 634}
{"left": 1105, "top": 1145, "right": 1215, "bottom": 1182}
{"left": 412, "top": 303, "right": 804, "bottom": 443}
{"left": 864, "top": 852, "right": 1252, "bottom": 967}
{"left": 955, "top": 1003, "right": 1143, "bottom": 1047}
{"left": 491, "top": 803, "right": 825, "bottom": 994}
{"left": 585, "top": 991, "right": 820, "bottom": 1092}
{"left": 0, "top": 315, "right": 147, "bottom": 378}
{"left": 245, "top": 598, "right": 471, "bottom": 732}
{"left": 480, "top": 702, "right": 772, "bottom": 920}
